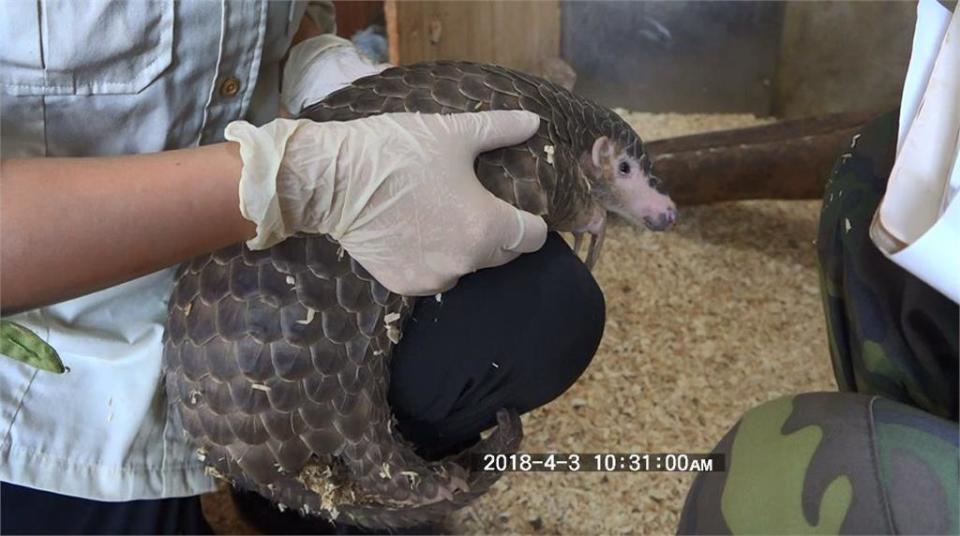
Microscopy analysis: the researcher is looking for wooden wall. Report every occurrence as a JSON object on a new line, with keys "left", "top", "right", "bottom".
{"left": 332, "top": 0, "right": 384, "bottom": 38}
{"left": 384, "top": 1, "right": 561, "bottom": 73}
{"left": 773, "top": 1, "right": 914, "bottom": 118}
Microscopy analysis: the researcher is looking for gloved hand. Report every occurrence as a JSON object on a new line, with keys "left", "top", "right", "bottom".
{"left": 281, "top": 34, "right": 389, "bottom": 117}
{"left": 224, "top": 111, "right": 548, "bottom": 296}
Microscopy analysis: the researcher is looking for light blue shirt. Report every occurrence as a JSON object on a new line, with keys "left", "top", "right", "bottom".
{"left": 0, "top": 0, "right": 331, "bottom": 500}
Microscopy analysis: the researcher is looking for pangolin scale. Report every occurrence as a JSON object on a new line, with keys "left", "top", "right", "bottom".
{"left": 162, "top": 61, "right": 653, "bottom": 528}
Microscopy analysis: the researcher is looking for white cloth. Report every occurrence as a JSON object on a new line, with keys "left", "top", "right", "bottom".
{"left": 281, "top": 34, "right": 389, "bottom": 116}
{"left": 0, "top": 0, "right": 336, "bottom": 501}
{"left": 874, "top": 0, "right": 960, "bottom": 303}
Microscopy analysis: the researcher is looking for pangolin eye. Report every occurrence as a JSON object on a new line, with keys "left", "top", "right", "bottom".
{"left": 618, "top": 161, "right": 631, "bottom": 175}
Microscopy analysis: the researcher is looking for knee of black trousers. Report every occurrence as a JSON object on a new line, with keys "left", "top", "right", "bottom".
{"left": 0, "top": 481, "right": 213, "bottom": 535}
{"left": 388, "top": 233, "right": 605, "bottom": 454}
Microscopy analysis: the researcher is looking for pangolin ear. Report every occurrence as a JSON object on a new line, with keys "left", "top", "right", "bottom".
{"left": 591, "top": 136, "right": 615, "bottom": 170}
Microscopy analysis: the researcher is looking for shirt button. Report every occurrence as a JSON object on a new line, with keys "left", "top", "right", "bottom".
{"left": 219, "top": 76, "right": 241, "bottom": 97}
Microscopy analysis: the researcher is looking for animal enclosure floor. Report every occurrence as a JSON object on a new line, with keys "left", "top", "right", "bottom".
{"left": 201, "top": 114, "right": 838, "bottom": 535}
{"left": 450, "top": 200, "right": 837, "bottom": 535}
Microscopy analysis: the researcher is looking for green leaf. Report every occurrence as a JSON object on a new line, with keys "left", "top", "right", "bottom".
{"left": 0, "top": 320, "right": 65, "bottom": 374}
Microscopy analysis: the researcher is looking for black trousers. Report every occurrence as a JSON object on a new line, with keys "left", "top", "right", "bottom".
{"left": 1, "top": 233, "right": 604, "bottom": 535}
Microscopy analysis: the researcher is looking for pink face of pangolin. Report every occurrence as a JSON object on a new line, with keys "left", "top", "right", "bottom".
{"left": 583, "top": 136, "right": 677, "bottom": 231}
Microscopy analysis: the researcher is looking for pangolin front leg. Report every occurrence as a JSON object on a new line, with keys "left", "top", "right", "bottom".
{"left": 571, "top": 203, "right": 608, "bottom": 270}
{"left": 572, "top": 232, "right": 586, "bottom": 257}
{"left": 585, "top": 212, "right": 607, "bottom": 270}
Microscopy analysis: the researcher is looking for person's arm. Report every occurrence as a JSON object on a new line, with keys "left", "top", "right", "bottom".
{"left": 2, "top": 110, "right": 546, "bottom": 316}
{"left": 0, "top": 4, "right": 331, "bottom": 314}
{"left": 1, "top": 143, "right": 254, "bottom": 314}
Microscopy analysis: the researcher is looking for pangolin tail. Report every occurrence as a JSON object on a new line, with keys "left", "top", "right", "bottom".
{"left": 335, "top": 408, "right": 523, "bottom": 529}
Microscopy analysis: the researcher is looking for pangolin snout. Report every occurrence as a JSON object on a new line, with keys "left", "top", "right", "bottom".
{"left": 643, "top": 207, "right": 678, "bottom": 231}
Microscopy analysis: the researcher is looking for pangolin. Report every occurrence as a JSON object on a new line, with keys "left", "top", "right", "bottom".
{"left": 162, "top": 61, "right": 676, "bottom": 529}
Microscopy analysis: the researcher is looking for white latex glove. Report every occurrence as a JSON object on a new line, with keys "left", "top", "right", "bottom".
{"left": 224, "top": 111, "right": 548, "bottom": 296}
{"left": 282, "top": 34, "right": 390, "bottom": 117}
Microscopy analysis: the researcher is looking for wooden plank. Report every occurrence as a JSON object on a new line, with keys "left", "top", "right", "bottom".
{"left": 387, "top": 1, "right": 558, "bottom": 70}
{"left": 491, "top": 1, "right": 523, "bottom": 68}
{"left": 420, "top": 1, "right": 450, "bottom": 61}
{"left": 645, "top": 111, "right": 881, "bottom": 205}
{"left": 492, "top": 1, "right": 560, "bottom": 73}
{"left": 459, "top": 1, "right": 495, "bottom": 64}
{"left": 531, "top": 1, "right": 561, "bottom": 71}
{"left": 407, "top": 1, "right": 492, "bottom": 63}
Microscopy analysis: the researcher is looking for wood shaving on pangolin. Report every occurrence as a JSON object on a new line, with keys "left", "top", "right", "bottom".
{"left": 162, "top": 61, "right": 675, "bottom": 529}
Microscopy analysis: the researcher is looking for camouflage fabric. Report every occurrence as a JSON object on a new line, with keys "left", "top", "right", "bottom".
{"left": 678, "top": 112, "right": 959, "bottom": 534}
{"left": 817, "top": 110, "right": 958, "bottom": 421}
{"left": 679, "top": 392, "right": 958, "bottom": 534}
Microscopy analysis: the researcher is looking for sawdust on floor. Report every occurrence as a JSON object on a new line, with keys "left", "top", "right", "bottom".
{"left": 202, "top": 113, "right": 837, "bottom": 535}
{"left": 451, "top": 200, "right": 835, "bottom": 535}
{"left": 613, "top": 110, "right": 776, "bottom": 140}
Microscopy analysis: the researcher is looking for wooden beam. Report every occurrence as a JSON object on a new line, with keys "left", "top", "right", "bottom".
{"left": 645, "top": 111, "right": 883, "bottom": 205}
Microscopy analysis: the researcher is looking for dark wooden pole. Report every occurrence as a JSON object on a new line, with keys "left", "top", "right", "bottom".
{"left": 646, "top": 110, "right": 884, "bottom": 206}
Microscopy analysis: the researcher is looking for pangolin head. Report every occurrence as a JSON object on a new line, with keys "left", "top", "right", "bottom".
{"left": 580, "top": 108, "right": 677, "bottom": 232}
